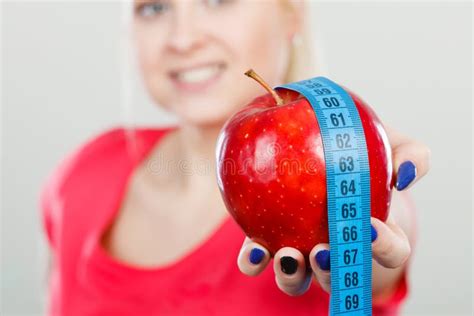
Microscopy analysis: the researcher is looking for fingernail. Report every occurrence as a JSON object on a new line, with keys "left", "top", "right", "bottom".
{"left": 280, "top": 256, "right": 298, "bottom": 275}
{"left": 315, "top": 250, "right": 330, "bottom": 271}
{"left": 371, "top": 224, "right": 378, "bottom": 242}
{"left": 396, "top": 161, "right": 417, "bottom": 191}
{"left": 249, "top": 248, "right": 265, "bottom": 265}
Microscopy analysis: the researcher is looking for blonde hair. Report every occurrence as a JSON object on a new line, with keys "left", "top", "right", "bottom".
{"left": 281, "top": 0, "right": 318, "bottom": 83}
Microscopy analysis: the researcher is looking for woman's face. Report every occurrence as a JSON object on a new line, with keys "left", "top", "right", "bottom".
{"left": 132, "top": 0, "right": 299, "bottom": 126}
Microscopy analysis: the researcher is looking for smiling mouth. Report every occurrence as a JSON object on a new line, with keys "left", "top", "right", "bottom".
{"left": 169, "top": 62, "right": 227, "bottom": 92}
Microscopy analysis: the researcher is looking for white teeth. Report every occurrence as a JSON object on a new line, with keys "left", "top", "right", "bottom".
{"left": 175, "top": 64, "right": 221, "bottom": 83}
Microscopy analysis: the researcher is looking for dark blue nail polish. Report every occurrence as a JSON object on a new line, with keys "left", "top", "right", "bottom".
{"left": 315, "top": 250, "right": 330, "bottom": 271}
{"left": 280, "top": 256, "right": 298, "bottom": 274}
{"left": 249, "top": 248, "right": 265, "bottom": 265}
{"left": 396, "top": 161, "right": 417, "bottom": 191}
{"left": 371, "top": 224, "right": 378, "bottom": 242}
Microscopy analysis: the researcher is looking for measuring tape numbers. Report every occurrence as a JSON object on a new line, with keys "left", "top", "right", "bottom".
{"left": 276, "top": 77, "right": 372, "bottom": 316}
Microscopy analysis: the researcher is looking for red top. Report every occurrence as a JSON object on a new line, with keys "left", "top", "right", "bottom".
{"left": 40, "top": 127, "right": 408, "bottom": 316}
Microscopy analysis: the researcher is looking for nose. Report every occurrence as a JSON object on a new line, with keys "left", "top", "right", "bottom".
{"left": 167, "top": 2, "right": 204, "bottom": 53}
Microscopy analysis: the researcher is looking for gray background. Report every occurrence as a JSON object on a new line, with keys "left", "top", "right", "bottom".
{"left": 1, "top": 1, "right": 472, "bottom": 315}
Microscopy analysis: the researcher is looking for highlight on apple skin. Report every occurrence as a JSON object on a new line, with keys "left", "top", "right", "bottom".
{"left": 216, "top": 70, "right": 393, "bottom": 258}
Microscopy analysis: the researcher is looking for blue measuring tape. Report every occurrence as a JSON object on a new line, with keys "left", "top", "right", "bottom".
{"left": 276, "top": 77, "right": 372, "bottom": 315}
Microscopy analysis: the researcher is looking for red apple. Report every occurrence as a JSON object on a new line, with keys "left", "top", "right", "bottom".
{"left": 216, "top": 70, "right": 393, "bottom": 258}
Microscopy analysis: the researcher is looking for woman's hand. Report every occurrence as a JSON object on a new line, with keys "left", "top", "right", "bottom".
{"left": 237, "top": 127, "right": 430, "bottom": 296}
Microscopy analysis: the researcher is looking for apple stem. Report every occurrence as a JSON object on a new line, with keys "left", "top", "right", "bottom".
{"left": 244, "top": 69, "right": 283, "bottom": 106}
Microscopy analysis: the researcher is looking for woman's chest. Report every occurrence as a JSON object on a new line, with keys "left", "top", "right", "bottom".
{"left": 100, "top": 168, "right": 230, "bottom": 269}
{"left": 74, "top": 226, "right": 327, "bottom": 316}
{"left": 73, "top": 247, "right": 328, "bottom": 316}
{"left": 59, "top": 165, "right": 328, "bottom": 316}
